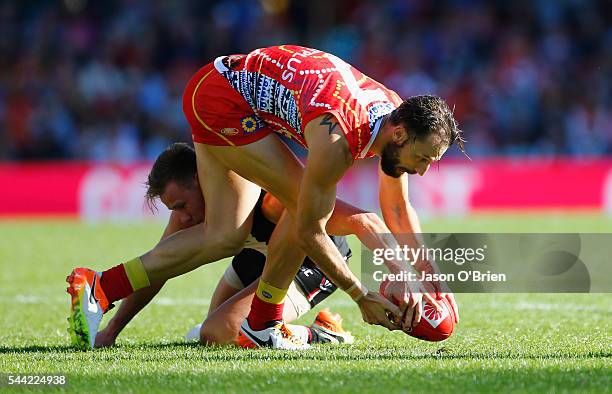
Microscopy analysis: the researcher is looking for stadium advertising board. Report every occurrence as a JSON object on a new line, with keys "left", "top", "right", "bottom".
{"left": 2, "top": 159, "right": 610, "bottom": 220}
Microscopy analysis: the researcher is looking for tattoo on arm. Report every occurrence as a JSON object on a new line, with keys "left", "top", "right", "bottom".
{"left": 320, "top": 114, "right": 339, "bottom": 135}
{"left": 392, "top": 205, "right": 402, "bottom": 219}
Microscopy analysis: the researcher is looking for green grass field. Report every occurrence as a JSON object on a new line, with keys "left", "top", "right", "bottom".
{"left": 0, "top": 213, "right": 610, "bottom": 393}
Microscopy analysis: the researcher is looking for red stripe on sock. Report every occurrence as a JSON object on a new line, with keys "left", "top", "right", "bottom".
{"left": 100, "top": 264, "right": 134, "bottom": 303}
{"left": 247, "top": 295, "right": 284, "bottom": 330}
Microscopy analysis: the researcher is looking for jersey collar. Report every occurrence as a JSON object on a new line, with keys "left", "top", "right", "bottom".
{"left": 358, "top": 117, "right": 383, "bottom": 159}
{"left": 214, "top": 56, "right": 229, "bottom": 73}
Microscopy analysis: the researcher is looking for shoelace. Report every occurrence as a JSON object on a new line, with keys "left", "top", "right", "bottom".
{"left": 277, "top": 324, "right": 303, "bottom": 345}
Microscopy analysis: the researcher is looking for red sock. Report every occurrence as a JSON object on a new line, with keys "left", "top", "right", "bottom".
{"left": 100, "top": 264, "right": 134, "bottom": 303}
{"left": 247, "top": 295, "right": 285, "bottom": 330}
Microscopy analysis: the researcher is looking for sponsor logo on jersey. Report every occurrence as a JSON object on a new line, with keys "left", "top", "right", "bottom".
{"left": 220, "top": 127, "right": 239, "bottom": 136}
{"left": 240, "top": 116, "right": 264, "bottom": 134}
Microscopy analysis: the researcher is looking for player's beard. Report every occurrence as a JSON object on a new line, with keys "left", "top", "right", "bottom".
{"left": 380, "top": 141, "right": 414, "bottom": 178}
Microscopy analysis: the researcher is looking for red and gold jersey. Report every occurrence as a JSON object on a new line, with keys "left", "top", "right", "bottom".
{"left": 213, "top": 45, "right": 403, "bottom": 160}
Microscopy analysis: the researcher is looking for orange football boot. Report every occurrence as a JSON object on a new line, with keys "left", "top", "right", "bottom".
{"left": 66, "top": 268, "right": 112, "bottom": 350}
{"left": 310, "top": 308, "right": 354, "bottom": 344}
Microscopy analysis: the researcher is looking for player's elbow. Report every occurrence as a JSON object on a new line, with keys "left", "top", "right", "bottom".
{"left": 214, "top": 234, "right": 246, "bottom": 257}
{"left": 203, "top": 225, "right": 249, "bottom": 258}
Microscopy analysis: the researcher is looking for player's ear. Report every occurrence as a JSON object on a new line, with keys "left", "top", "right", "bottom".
{"left": 392, "top": 125, "right": 409, "bottom": 145}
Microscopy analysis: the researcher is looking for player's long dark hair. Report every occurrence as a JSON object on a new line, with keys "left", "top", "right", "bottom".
{"left": 390, "top": 95, "right": 466, "bottom": 156}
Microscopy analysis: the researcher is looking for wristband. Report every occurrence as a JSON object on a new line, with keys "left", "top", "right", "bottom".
{"left": 346, "top": 281, "right": 368, "bottom": 302}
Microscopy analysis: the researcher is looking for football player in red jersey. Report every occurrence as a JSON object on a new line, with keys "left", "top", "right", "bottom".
{"left": 67, "top": 45, "right": 463, "bottom": 350}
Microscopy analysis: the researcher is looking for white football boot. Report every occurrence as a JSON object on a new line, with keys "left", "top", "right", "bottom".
{"left": 237, "top": 319, "right": 310, "bottom": 350}
{"left": 184, "top": 323, "right": 203, "bottom": 342}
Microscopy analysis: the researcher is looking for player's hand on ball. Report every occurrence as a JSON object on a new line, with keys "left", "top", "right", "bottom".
{"left": 426, "top": 275, "right": 459, "bottom": 324}
{"left": 413, "top": 260, "right": 459, "bottom": 324}
{"left": 94, "top": 327, "right": 117, "bottom": 348}
{"left": 356, "top": 292, "right": 402, "bottom": 331}
{"left": 438, "top": 292, "right": 459, "bottom": 323}
{"left": 382, "top": 277, "right": 441, "bottom": 332}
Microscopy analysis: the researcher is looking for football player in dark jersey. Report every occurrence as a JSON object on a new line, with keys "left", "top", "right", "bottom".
{"left": 94, "top": 143, "right": 403, "bottom": 347}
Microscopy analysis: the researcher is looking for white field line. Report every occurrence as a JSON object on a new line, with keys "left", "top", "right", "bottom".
{"left": 1, "top": 295, "right": 611, "bottom": 313}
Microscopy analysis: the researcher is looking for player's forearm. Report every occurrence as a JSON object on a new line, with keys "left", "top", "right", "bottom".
{"left": 325, "top": 199, "right": 381, "bottom": 235}
{"left": 299, "top": 117, "right": 358, "bottom": 293}
{"left": 160, "top": 211, "right": 193, "bottom": 240}
{"left": 104, "top": 281, "right": 166, "bottom": 337}
{"left": 299, "top": 227, "right": 359, "bottom": 290}
{"left": 349, "top": 213, "right": 414, "bottom": 274}
{"left": 323, "top": 200, "right": 407, "bottom": 274}
{"left": 297, "top": 191, "right": 358, "bottom": 290}
{"left": 337, "top": 208, "right": 394, "bottom": 249}
{"left": 381, "top": 198, "right": 445, "bottom": 275}
{"left": 381, "top": 200, "right": 424, "bottom": 249}
{"left": 378, "top": 169, "right": 436, "bottom": 271}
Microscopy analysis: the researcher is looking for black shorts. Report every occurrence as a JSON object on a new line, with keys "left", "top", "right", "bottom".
{"left": 231, "top": 238, "right": 351, "bottom": 307}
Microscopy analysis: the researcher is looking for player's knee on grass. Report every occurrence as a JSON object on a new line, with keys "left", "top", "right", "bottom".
{"left": 199, "top": 320, "right": 237, "bottom": 346}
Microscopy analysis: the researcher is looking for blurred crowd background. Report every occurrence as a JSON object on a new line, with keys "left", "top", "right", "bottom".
{"left": 0, "top": 0, "right": 609, "bottom": 161}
